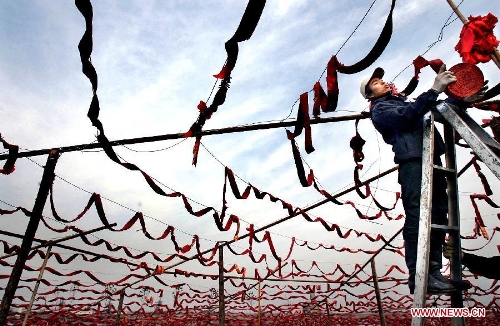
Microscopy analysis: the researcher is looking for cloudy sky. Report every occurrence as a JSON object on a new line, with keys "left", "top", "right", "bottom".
{"left": 1, "top": 0, "right": 499, "bottom": 314}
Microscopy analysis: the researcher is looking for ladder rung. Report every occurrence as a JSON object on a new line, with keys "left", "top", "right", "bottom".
{"left": 431, "top": 224, "right": 459, "bottom": 231}
{"left": 432, "top": 165, "right": 456, "bottom": 173}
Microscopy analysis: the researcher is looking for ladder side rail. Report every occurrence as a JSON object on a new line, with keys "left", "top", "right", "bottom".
{"left": 411, "top": 111, "right": 436, "bottom": 326}
{"left": 436, "top": 103, "right": 500, "bottom": 180}
{"left": 443, "top": 121, "right": 466, "bottom": 326}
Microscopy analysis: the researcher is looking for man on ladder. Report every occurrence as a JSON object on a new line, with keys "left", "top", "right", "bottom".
{"left": 360, "top": 65, "right": 481, "bottom": 294}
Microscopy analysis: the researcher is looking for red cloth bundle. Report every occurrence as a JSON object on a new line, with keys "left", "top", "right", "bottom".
{"left": 455, "top": 13, "right": 499, "bottom": 64}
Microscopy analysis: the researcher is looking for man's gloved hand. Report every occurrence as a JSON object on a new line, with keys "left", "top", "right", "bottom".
{"left": 432, "top": 65, "right": 457, "bottom": 94}
{"left": 464, "top": 80, "right": 489, "bottom": 103}
{"left": 443, "top": 241, "right": 463, "bottom": 260}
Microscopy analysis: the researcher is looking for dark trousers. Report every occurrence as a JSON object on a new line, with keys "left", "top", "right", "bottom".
{"left": 398, "top": 158, "right": 448, "bottom": 284}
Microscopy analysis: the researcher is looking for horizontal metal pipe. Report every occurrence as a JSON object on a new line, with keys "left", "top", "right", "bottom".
{"left": 0, "top": 113, "right": 367, "bottom": 160}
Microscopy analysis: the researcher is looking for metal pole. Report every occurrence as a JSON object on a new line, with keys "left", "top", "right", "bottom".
{"left": 371, "top": 259, "right": 387, "bottom": 326}
{"left": 444, "top": 123, "right": 465, "bottom": 326}
{"left": 202, "top": 262, "right": 287, "bottom": 318}
{"left": 257, "top": 281, "right": 261, "bottom": 326}
{"left": 115, "top": 290, "right": 125, "bottom": 326}
{"left": 325, "top": 299, "right": 332, "bottom": 326}
{"left": 412, "top": 112, "right": 436, "bottom": 326}
{"left": 224, "top": 262, "right": 288, "bottom": 304}
{"left": 0, "top": 227, "right": 117, "bottom": 262}
{"left": 445, "top": 0, "right": 500, "bottom": 68}
{"left": 0, "top": 114, "right": 367, "bottom": 161}
{"left": 0, "top": 224, "right": 116, "bottom": 260}
{"left": 218, "top": 246, "right": 225, "bottom": 326}
{"left": 0, "top": 230, "right": 398, "bottom": 285}
{"left": 0, "top": 149, "right": 59, "bottom": 326}
{"left": 21, "top": 245, "right": 52, "bottom": 326}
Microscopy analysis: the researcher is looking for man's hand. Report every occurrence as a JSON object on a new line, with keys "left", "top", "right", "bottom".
{"left": 464, "top": 80, "right": 489, "bottom": 103}
{"left": 432, "top": 65, "right": 457, "bottom": 94}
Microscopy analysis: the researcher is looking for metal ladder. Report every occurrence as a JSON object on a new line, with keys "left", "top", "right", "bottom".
{"left": 411, "top": 102, "right": 500, "bottom": 326}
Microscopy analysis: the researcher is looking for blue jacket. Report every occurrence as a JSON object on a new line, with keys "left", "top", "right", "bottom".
{"left": 370, "top": 89, "right": 446, "bottom": 163}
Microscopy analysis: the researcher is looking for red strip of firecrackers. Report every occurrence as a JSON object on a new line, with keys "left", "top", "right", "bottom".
{"left": 469, "top": 194, "right": 500, "bottom": 240}
{"left": 483, "top": 116, "right": 500, "bottom": 142}
{"left": 0, "top": 134, "right": 18, "bottom": 175}
{"left": 322, "top": 0, "right": 397, "bottom": 112}
{"left": 3, "top": 270, "right": 498, "bottom": 326}
{"left": 287, "top": 92, "right": 315, "bottom": 155}
{"left": 185, "top": 0, "right": 266, "bottom": 165}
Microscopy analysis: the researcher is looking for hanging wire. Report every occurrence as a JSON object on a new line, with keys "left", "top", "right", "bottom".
{"left": 391, "top": 0, "right": 465, "bottom": 82}
{"left": 280, "top": 0, "right": 380, "bottom": 122}
{"left": 318, "top": 0, "right": 379, "bottom": 82}
{"left": 122, "top": 138, "right": 189, "bottom": 153}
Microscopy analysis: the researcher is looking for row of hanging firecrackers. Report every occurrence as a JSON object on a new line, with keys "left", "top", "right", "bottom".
{"left": 185, "top": 0, "right": 266, "bottom": 166}
{"left": 13, "top": 160, "right": 405, "bottom": 266}
{"left": 8, "top": 274, "right": 498, "bottom": 325}
{"left": 14, "top": 163, "right": 405, "bottom": 241}
{"left": 0, "top": 216, "right": 410, "bottom": 290}
{"left": 48, "top": 183, "right": 234, "bottom": 246}
{"left": 5, "top": 248, "right": 494, "bottom": 302}
{"left": 31, "top": 168, "right": 500, "bottom": 258}
{"left": 225, "top": 163, "right": 405, "bottom": 227}
{"left": 0, "top": 218, "right": 408, "bottom": 280}
{"left": 74, "top": 0, "right": 237, "bottom": 235}
{"left": 5, "top": 244, "right": 498, "bottom": 324}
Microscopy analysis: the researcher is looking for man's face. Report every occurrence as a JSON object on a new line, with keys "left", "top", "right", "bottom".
{"left": 368, "top": 78, "right": 391, "bottom": 99}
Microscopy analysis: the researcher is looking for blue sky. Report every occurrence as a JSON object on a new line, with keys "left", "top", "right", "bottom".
{"left": 1, "top": 0, "right": 499, "bottom": 314}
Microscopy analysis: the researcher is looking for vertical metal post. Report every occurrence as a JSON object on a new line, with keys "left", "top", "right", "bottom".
{"left": 0, "top": 149, "right": 59, "bottom": 325}
{"left": 412, "top": 113, "right": 435, "bottom": 326}
{"left": 325, "top": 299, "right": 332, "bottom": 326}
{"left": 218, "top": 246, "right": 225, "bottom": 326}
{"left": 115, "top": 290, "right": 125, "bottom": 326}
{"left": 444, "top": 123, "right": 465, "bottom": 326}
{"left": 22, "top": 245, "right": 52, "bottom": 326}
{"left": 371, "top": 259, "right": 387, "bottom": 326}
{"left": 258, "top": 281, "right": 261, "bottom": 326}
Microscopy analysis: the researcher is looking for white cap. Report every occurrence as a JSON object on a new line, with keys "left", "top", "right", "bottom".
{"left": 360, "top": 67, "right": 384, "bottom": 99}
